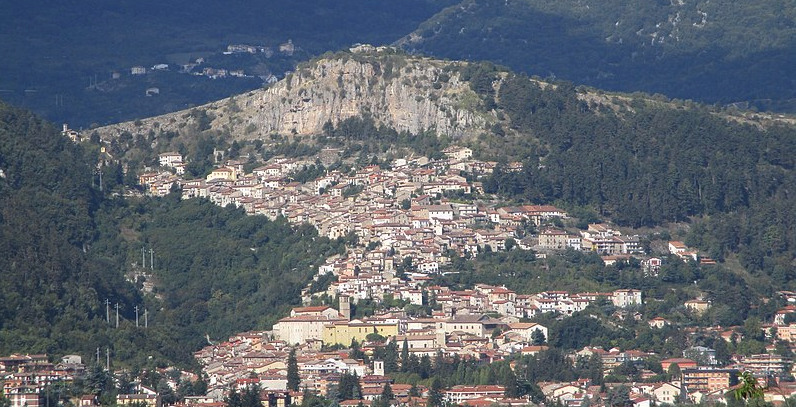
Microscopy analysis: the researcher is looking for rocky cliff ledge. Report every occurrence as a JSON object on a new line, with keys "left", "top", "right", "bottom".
{"left": 96, "top": 48, "right": 493, "bottom": 141}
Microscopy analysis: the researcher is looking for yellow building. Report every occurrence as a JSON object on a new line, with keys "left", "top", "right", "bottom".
{"left": 323, "top": 319, "right": 399, "bottom": 346}
{"left": 117, "top": 394, "right": 160, "bottom": 407}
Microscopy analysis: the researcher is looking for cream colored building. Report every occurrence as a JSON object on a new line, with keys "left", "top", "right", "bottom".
{"left": 651, "top": 383, "right": 681, "bottom": 404}
{"left": 437, "top": 314, "right": 502, "bottom": 338}
{"left": 117, "top": 395, "right": 160, "bottom": 407}
{"left": 685, "top": 299, "right": 711, "bottom": 315}
{"left": 322, "top": 319, "right": 399, "bottom": 346}
{"left": 206, "top": 167, "right": 237, "bottom": 182}
{"left": 612, "top": 289, "right": 642, "bottom": 308}
{"left": 505, "top": 322, "right": 548, "bottom": 342}
{"left": 273, "top": 314, "right": 346, "bottom": 345}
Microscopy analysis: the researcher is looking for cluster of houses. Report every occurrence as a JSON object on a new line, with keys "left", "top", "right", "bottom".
{"left": 128, "top": 62, "right": 251, "bottom": 81}
{"left": 141, "top": 148, "right": 572, "bottom": 274}
{"left": 195, "top": 314, "right": 548, "bottom": 406}
{"left": 668, "top": 241, "right": 717, "bottom": 265}
{"left": 142, "top": 147, "right": 675, "bottom": 293}
{"left": 538, "top": 350, "right": 796, "bottom": 407}
{"left": 225, "top": 40, "right": 296, "bottom": 57}
{"left": 194, "top": 332, "right": 530, "bottom": 407}
{"left": 123, "top": 40, "right": 295, "bottom": 88}
{"left": 0, "top": 354, "right": 84, "bottom": 407}
{"left": 0, "top": 353, "right": 208, "bottom": 407}
{"left": 270, "top": 296, "right": 554, "bottom": 351}
{"left": 312, "top": 269, "right": 643, "bottom": 322}
{"left": 187, "top": 300, "right": 796, "bottom": 407}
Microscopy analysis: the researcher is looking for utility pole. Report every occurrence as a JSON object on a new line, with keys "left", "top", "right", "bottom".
{"left": 134, "top": 305, "right": 139, "bottom": 327}
{"left": 105, "top": 299, "right": 110, "bottom": 323}
{"left": 115, "top": 303, "right": 120, "bottom": 328}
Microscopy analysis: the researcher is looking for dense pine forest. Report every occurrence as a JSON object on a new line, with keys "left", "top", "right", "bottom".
{"left": 0, "top": 102, "right": 343, "bottom": 367}
{"left": 452, "top": 63, "right": 796, "bottom": 288}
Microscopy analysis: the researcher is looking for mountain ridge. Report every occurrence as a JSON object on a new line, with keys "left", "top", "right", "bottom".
{"left": 94, "top": 49, "right": 494, "bottom": 141}
{"left": 396, "top": 0, "right": 796, "bottom": 109}
{"left": 93, "top": 49, "right": 795, "bottom": 146}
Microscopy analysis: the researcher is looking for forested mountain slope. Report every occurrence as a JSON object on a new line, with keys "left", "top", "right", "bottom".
{"left": 464, "top": 62, "right": 796, "bottom": 284}
{"left": 397, "top": 0, "right": 796, "bottom": 110}
{"left": 0, "top": 102, "right": 140, "bottom": 356}
{"left": 0, "top": 102, "right": 344, "bottom": 367}
{"left": 4, "top": 45, "right": 796, "bottom": 367}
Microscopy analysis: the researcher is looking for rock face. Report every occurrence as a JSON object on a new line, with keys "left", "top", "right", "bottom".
{"left": 96, "top": 49, "right": 492, "bottom": 141}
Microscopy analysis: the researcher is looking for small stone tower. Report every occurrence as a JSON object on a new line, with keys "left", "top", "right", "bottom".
{"left": 339, "top": 295, "right": 351, "bottom": 321}
{"left": 373, "top": 360, "right": 385, "bottom": 376}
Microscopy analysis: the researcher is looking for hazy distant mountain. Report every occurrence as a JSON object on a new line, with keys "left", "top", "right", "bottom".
{"left": 0, "top": 0, "right": 457, "bottom": 127}
{"left": 397, "top": 0, "right": 796, "bottom": 110}
{"left": 1, "top": 0, "right": 794, "bottom": 127}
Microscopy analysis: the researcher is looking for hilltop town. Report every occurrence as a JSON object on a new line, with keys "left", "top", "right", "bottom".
{"left": 138, "top": 146, "right": 664, "bottom": 284}
{"left": 2, "top": 141, "right": 790, "bottom": 407}
{"left": 3, "top": 0, "right": 796, "bottom": 404}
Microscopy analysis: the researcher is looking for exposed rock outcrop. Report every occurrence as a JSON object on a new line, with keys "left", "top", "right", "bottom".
{"left": 96, "top": 49, "right": 493, "bottom": 141}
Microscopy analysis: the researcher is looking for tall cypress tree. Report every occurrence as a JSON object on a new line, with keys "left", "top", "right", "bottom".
{"left": 242, "top": 385, "right": 261, "bottom": 407}
{"left": 287, "top": 348, "right": 300, "bottom": 391}
{"left": 384, "top": 342, "right": 399, "bottom": 373}
{"left": 377, "top": 382, "right": 394, "bottom": 407}
{"left": 427, "top": 378, "right": 443, "bottom": 407}
{"left": 338, "top": 372, "right": 362, "bottom": 401}
{"left": 225, "top": 388, "right": 242, "bottom": 407}
{"left": 401, "top": 338, "right": 410, "bottom": 372}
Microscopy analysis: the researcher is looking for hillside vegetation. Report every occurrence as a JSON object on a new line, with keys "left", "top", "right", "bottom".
{"left": 398, "top": 0, "right": 796, "bottom": 110}
{"left": 0, "top": 102, "right": 343, "bottom": 367}
{"left": 461, "top": 62, "right": 796, "bottom": 284}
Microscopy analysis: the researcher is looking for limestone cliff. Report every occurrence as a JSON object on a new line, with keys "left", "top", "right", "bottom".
{"left": 96, "top": 48, "right": 493, "bottom": 141}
